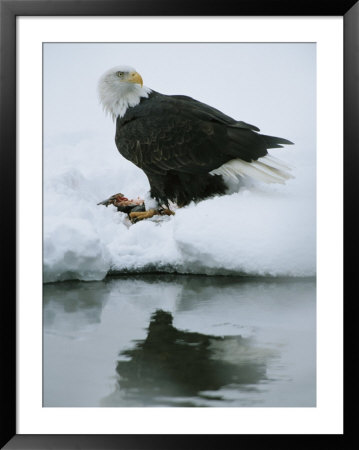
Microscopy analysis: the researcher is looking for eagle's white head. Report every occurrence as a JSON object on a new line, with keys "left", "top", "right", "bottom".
{"left": 98, "top": 65, "right": 151, "bottom": 120}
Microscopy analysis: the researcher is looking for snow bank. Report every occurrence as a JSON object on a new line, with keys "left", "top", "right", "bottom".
{"left": 43, "top": 135, "right": 315, "bottom": 282}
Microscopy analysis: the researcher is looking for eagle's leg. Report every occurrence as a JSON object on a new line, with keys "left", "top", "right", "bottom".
{"left": 129, "top": 207, "right": 175, "bottom": 224}
{"left": 129, "top": 209, "right": 156, "bottom": 223}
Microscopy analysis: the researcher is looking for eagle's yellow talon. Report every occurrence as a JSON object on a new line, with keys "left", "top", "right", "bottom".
{"left": 159, "top": 208, "right": 175, "bottom": 216}
{"left": 129, "top": 209, "right": 156, "bottom": 223}
{"left": 129, "top": 208, "right": 175, "bottom": 223}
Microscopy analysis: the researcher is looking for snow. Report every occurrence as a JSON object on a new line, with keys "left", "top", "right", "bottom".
{"left": 43, "top": 43, "right": 316, "bottom": 282}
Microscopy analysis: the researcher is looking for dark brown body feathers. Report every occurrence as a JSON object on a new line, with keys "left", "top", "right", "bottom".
{"left": 115, "top": 91, "right": 292, "bottom": 206}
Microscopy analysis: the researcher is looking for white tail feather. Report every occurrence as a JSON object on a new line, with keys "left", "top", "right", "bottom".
{"left": 210, "top": 155, "right": 294, "bottom": 184}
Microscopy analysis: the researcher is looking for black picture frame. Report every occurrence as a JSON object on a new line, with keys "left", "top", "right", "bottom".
{"left": 1, "top": 0, "right": 357, "bottom": 448}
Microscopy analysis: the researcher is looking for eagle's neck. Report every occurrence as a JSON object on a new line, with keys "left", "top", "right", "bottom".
{"left": 99, "top": 82, "right": 152, "bottom": 121}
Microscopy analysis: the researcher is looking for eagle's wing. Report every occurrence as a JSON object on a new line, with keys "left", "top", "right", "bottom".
{"left": 115, "top": 93, "right": 289, "bottom": 176}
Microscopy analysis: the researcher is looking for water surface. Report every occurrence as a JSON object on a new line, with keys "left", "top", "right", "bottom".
{"left": 43, "top": 274, "right": 316, "bottom": 407}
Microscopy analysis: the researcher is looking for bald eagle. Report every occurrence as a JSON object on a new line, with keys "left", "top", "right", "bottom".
{"left": 98, "top": 66, "right": 293, "bottom": 221}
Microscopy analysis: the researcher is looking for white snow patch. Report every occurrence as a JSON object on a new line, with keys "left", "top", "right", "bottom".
{"left": 173, "top": 191, "right": 315, "bottom": 277}
{"left": 43, "top": 217, "right": 110, "bottom": 283}
{"left": 43, "top": 134, "right": 316, "bottom": 282}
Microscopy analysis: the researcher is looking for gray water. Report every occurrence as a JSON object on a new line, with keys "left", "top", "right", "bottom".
{"left": 43, "top": 275, "right": 316, "bottom": 407}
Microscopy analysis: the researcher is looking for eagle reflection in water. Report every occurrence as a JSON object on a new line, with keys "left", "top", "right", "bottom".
{"left": 115, "top": 310, "right": 268, "bottom": 406}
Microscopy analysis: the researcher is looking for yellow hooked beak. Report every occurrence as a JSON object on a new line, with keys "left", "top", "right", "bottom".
{"left": 128, "top": 71, "right": 143, "bottom": 87}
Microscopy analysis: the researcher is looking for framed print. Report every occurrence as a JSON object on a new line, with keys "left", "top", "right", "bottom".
{"left": 1, "top": 0, "right": 357, "bottom": 448}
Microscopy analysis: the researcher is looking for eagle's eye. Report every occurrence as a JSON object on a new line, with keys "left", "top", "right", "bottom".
{"left": 116, "top": 71, "right": 124, "bottom": 77}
